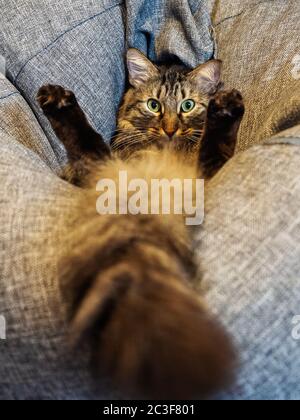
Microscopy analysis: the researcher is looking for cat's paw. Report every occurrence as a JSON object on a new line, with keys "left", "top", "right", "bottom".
{"left": 208, "top": 89, "right": 245, "bottom": 121}
{"left": 37, "top": 85, "right": 76, "bottom": 114}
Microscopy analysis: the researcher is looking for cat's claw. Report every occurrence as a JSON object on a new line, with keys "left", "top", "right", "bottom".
{"left": 37, "top": 84, "right": 76, "bottom": 113}
{"left": 208, "top": 89, "right": 245, "bottom": 121}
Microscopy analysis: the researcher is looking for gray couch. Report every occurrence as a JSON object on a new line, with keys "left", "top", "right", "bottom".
{"left": 0, "top": 0, "right": 300, "bottom": 400}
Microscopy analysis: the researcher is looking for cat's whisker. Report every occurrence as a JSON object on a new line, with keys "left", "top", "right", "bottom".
{"left": 189, "top": 129, "right": 204, "bottom": 135}
{"left": 112, "top": 138, "right": 149, "bottom": 152}
{"left": 111, "top": 133, "right": 146, "bottom": 148}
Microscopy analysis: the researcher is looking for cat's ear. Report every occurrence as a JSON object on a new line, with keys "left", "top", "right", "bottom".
{"left": 188, "top": 60, "right": 222, "bottom": 95}
{"left": 127, "top": 49, "right": 159, "bottom": 88}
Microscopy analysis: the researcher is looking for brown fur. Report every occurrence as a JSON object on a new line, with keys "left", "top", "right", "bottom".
{"left": 37, "top": 49, "right": 245, "bottom": 399}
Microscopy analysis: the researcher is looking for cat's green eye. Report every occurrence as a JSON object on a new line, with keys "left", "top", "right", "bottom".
{"left": 147, "top": 99, "right": 161, "bottom": 113}
{"left": 181, "top": 99, "right": 196, "bottom": 113}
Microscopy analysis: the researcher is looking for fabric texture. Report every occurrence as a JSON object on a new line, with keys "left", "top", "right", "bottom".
{"left": 201, "top": 139, "right": 300, "bottom": 400}
{"left": 0, "top": 0, "right": 300, "bottom": 400}
{"left": 126, "top": 0, "right": 213, "bottom": 66}
{"left": 210, "top": 0, "right": 300, "bottom": 152}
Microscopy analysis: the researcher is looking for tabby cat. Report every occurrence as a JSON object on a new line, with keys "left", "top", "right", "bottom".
{"left": 37, "top": 49, "right": 244, "bottom": 399}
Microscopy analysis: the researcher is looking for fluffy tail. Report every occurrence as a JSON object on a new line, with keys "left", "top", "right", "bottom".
{"left": 62, "top": 220, "right": 236, "bottom": 400}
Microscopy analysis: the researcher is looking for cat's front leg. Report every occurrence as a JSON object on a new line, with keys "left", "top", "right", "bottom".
{"left": 199, "top": 89, "right": 245, "bottom": 179}
{"left": 37, "top": 85, "right": 111, "bottom": 182}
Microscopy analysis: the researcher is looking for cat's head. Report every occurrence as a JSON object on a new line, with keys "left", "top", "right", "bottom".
{"left": 112, "top": 48, "right": 223, "bottom": 155}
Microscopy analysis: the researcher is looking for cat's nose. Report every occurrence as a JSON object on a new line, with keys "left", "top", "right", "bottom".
{"left": 163, "top": 127, "right": 178, "bottom": 139}
{"left": 162, "top": 114, "right": 179, "bottom": 139}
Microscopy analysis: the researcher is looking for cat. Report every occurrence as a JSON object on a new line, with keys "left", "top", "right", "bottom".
{"left": 37, "top": 48, "right": 245, "bottom": 400}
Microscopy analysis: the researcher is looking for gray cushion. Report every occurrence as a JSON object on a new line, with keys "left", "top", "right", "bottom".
{"left": 201, "top": 137, "right": 300, "bottom": 399}
{"left": 0, "top": 74, "right": 61, "bottom": 171}
{"left": 211, "top": 0, "right": 300, "bottom": 152}
{"left": 0, "top": 0, "right": 127, "bottom": 168}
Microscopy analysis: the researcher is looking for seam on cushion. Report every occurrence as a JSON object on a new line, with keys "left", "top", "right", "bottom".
{"left": 14, "top": 1, "right": 123, "bottom": 84}
{"left": 0, "top": 92, "right": 19, "bottom": 101}
{"left": 213, "top": 0, "right": 276, "bottom": 28}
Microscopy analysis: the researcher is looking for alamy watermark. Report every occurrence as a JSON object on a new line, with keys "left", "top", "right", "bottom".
{"left": 96, "top": 171, "right": 204, "bottom": 226}
{"left": 292, "top": 315, "right": 300, "bottom": 341}
{"left": 0, "top": 315, "right": 6, "bottom": 340}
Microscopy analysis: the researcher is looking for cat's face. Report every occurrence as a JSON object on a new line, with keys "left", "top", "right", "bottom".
{"left": 112, "top": 49, "right": 222, "bottom": 155}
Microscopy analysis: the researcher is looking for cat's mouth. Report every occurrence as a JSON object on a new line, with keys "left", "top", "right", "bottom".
{"left": 148, "top": 127, "right": 192, "bottom": 139}
{"left": 110, "top": 125, "right": 204, "bottom": 157}
{"left": 148, "top": 127, "right": 203, "bottom": 141}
